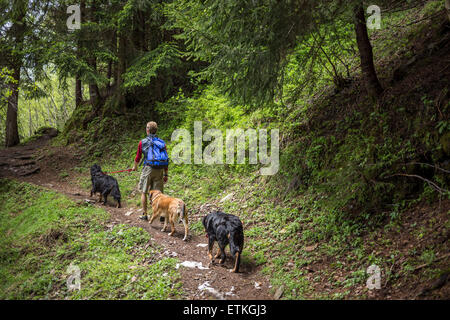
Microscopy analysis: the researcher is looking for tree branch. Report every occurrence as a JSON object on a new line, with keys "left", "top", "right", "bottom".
{"left": 386, "top": 173, "right": 449, "bottom": 195}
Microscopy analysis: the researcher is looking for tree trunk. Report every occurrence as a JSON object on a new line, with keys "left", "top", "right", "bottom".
{"left": 62, "top": 91, "right": 68, "bottom": 120}
{"left": 86, "top": 1, "right": 101, "bottom": 109}
{"left": 34, "top": 105, "right": 39, "bottom": 134}
{"left": 75, "top": 78, "right": 82, "bottom": 107}
{"left": 445, "top": 0, "right": 450, "bottom": 22}
{"left": 5, "top": 66, "right": 21, "bottom": 147}
{"left": 353, "top": 3, "right": 383, "bottom": 98}
{"left": 107, "top": 59, "right": 112, "bottom": 92}
{"left": 53, "top": 94, "right": 59, "bottom": 128}
{"left": 87, "top": 1, "right": 101, "bottom": 111}
{"left": 5, "top": 3, "right": 26, "bottom": 147}
{"left": 117, "top": 33, "right": 127, "bottom": 112}
{"left": 88, "top": 56, "right": 101, "bottom": 108}
{"left": 28, "top": 104, "right": 32, "bottom": 137}
{"left": 75, "top": 0, "right": 84, "bottom": 109}
{"left": 46, "top": 97, "right": 53, "bottom": 127}
{"left": 111, "top": 30, "right": 118, "bottom": 90}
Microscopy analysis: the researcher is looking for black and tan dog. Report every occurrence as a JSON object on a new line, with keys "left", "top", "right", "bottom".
{"left": 148, "top": 190, "right": 189, "bottom": 241}
{"left": 90, "top": 164, "right": 121, "bottom": 208}
{"left": 202, "top": 211, "right": 244, "bottom": 273}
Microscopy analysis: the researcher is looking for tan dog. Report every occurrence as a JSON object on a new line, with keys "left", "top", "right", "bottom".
{"left": 148, "top": 190, "right": 189, "bottom": 241}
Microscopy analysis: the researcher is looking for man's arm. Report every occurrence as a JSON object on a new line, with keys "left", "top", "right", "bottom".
{"left": 132, "top": 141, "right": 142, "bottom": 171}
{"left": 163, "top": 146, "right": 169, "bottom": 182}
{"left": 163, "top": 167, "right": 168, "bottom": 183}
{"left": 132, "top": 160, "right": 139, "bottom": 171}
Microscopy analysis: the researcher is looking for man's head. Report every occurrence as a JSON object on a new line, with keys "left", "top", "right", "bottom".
{"left": 146, "top": 121, "right": 158, "bottom": 135}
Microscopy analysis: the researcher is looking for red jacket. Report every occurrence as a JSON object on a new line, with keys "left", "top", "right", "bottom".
{"left": 135, "top": 140, "right": 144, "bottom": 163}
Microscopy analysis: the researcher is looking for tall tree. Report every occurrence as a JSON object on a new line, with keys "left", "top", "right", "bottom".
{"left": 353, "top": 2, "right": 383, "bottom": 98}
{"left": 1, "top": 0, "right": 54, "bottom": 146}
{"left": 4, "top": 0, "right": 27, "bottom": 147}
{"left": 75, "top": 0, "right": 85, "bottom": 109}
{"left": 86, "top": 0, "right": 101, "bottom": 109}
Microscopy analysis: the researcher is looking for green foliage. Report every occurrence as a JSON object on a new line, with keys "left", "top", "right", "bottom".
{"left": 283, "top": 19, "right": 357, "bottom": 103}
{"left": 165, "top": 0, "right": 348, "bottom": 105}
{"left": 0, "top": 67, "right": 14, "bottom": 103}
{"left": 436, "top": 121, "right": 450, "bottom": 135}
{"left": 18, "top": 74, "right": 77, "bottom": 139}
{"left": 123, "top": 42, "right": 183, "bottom": 91}
{"left": 156, "top": 85, "right": 251, "bottom": 131}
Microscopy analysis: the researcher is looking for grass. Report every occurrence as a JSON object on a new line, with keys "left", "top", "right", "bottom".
{"left": 0, "top": 179, "right": 182, "bottom": 300}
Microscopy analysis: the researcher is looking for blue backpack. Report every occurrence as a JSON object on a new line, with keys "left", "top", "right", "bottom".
{"left": 142, "top": 135, "right": 169, "bottom": 168}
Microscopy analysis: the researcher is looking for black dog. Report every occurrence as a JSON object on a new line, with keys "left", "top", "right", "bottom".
{"left": 90, "top": 164, "right": 121, "bottom": 208}
{"left": 202, "top": 211, "right": 244, "bottom": 273}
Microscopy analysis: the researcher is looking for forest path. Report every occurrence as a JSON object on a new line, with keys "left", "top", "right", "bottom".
{"left": 0, "top": 134, "right": 273, "bottom": 300}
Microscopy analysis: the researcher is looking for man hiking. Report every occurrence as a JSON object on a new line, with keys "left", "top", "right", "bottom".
{"left": 131, "top": 121, "right": 169, "bottom": 221}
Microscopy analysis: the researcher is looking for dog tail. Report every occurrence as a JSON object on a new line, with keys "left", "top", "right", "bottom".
{"left": 111, "top": 184, "right": 121, "bottom": 200}
{"left": 178, "top": 202, "right": 186, "bottom": 222}
{"left": 111, "top": 184, "right": 121, "bottom": 208}
{"left": 179, "top": 202, "right": 189, "bottom": 241}
{"left": 233, "top": 251, "right": 241, "bottom": 273}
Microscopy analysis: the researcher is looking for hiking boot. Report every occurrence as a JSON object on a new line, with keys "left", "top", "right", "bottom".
{"left": 139, "top": 214, "right": 148, "bottom": 221}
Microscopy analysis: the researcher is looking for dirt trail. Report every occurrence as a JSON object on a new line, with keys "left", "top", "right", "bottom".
{"left": 0, "top": 134, "right": 273, "bottom": 300}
